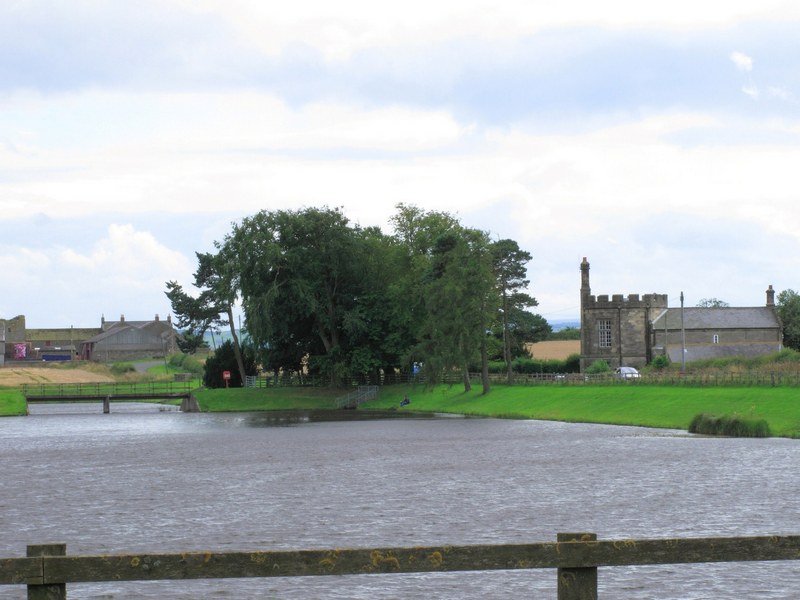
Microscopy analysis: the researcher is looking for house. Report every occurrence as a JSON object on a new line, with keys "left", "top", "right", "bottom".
{"left": 651, "top": 296, "right": 782, "bottom": 363}
{"left": 79, "top": 315, "right": 177, "bottom": 361}
{"left": 579, "top": 258, "right": 782, "bottom": 371}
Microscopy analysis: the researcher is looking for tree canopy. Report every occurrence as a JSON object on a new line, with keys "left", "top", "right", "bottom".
{"left": 168, "top": 204, "right": 544, "bottom": 389}
{"left": 777, "top": 289, "right": 800, "bottom": 351}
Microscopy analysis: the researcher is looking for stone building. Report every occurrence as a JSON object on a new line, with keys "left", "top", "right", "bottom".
{"left": 579, "top": 258, "right": 782, "bottom": 371}
{"left": 0, "top": 315, "right": 29, "bottom": 363}
{"left": 651, "top": 290, "right": 782, "bottom": 363}
{"left": 0, "top": 314, "right": 177, "bottom": 363}
{"left": 579, "top": 258, "right": 667, "bottom": 371}
{"left": 79, "top": 315, "right": 177, "bottom": 362}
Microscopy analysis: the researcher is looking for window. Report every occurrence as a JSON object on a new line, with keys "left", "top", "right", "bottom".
{"left": 712, "top": 334, "right": 719, "bottom": 344}
{"left": 598, "top": 320, "right": 612, "bottom": 348}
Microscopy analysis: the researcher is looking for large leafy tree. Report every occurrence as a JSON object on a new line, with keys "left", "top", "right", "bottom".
{"left": 225, "top": 207, "right": 388, "bottom": 385}
{"left": 777, "top": 289, "right": 800, "bottom": 351}
{"left": 491, "top": 239, "right": 536, "bottom": 383}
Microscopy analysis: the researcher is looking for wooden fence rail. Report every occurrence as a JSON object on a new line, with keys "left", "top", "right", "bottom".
{"left": 3, "top": 534, "right": 800, "bottom": 599}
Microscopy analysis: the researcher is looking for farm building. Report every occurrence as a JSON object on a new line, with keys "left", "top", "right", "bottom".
{"left": 579, "top": 258, "right": 782, "bottom": 370}
{"left": 0, "top": 314, "right": 177, "bottom": 363}
{"left": 79, "top": 315, "right": 177, "bottom": 361}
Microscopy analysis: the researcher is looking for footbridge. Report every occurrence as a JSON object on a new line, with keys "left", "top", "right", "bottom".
{"left": 22, "top": 382, "right": 200, "bottom": 413}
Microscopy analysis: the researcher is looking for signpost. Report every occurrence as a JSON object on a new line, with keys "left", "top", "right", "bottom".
{"left": 223, "top": 370, "right": 231, "bottom": 388}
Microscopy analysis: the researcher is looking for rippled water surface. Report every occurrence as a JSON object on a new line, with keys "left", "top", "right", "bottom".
{"left": 2, "top": 403, "right": 799, "bottom": 598}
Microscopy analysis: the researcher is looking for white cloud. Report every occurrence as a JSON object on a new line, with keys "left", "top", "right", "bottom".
{"left": 730, "top": 51, "right": 753, "bottom": 72}
{"left": 742, "top": 84, "right": 760, "bottom": 99}
{"left": 176, "top": 0, "right": 800, "bottom": 61}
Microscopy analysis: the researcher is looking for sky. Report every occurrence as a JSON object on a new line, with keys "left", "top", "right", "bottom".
{"left": 2, "top": 0, "right": 800, "bottom": 327}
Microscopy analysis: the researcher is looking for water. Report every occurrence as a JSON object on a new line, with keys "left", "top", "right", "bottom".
{"left": 2, "top": 403, "right": 799, "bottom": 598}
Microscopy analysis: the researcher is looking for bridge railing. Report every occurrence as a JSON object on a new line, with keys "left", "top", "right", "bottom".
{"left": 4, "top": 533, "right": 800, "bottom": 598}
{"left": 21, "top": 380, "right": 196, "bottom": 398}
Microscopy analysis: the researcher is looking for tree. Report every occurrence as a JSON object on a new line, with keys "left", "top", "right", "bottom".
{"left": 203, "top": 340, "right": 259, "bottom": 388}
{"left": 164, "top": 280, "right": 217, "bottom": 354}
{"left": 416, "top": 227, "right": 495, "bottom": 394}
{"left": 489, "top": 309, "right": 551, "bottom": 359}
{"left": 697, "top": 298, "right": 730, "bottom": 308}
{"left": 225, "top": 207, "right": 382, "bottom": 385}
{"left": 165, "top": 250, "right": 247, "bottom": 383}
{"left": 491, "top": 239, "right": 536, "bottom": 384}
{"left": 777, "top": 289, "right": 800, "bottom": 351}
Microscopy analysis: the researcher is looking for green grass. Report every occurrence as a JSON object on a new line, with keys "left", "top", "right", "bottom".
{"left": 360, "top": 384, "right": 800, "bottom": 438}
{"left": 192, "top": 387, "right": 342, "bottom": 412}
{"left": 688, "top": 413, "right": 771, "bottom": 437}
{"left": 8, "top": 380, "right": 800, "bottom": 438}
{"left": 0, "top": 388, "right": 28, "bottom": 416}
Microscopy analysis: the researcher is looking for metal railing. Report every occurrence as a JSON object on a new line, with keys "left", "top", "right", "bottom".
{"left": 334, "top": 385, "right": 379, "bottom": 408}
{"left": 21, "top": 381, "right": 196, "bottom": 399}
{"left": 4, "top": 533, "right": 799, "bottom": 598}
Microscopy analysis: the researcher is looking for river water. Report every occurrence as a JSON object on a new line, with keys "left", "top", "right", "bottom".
{"left": 2, "top": 403, "right": 799, "bottom": 598}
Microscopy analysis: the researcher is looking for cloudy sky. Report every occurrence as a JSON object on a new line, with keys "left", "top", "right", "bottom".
{"left": 2, "top": 1, "right": 799, "bottom": 327}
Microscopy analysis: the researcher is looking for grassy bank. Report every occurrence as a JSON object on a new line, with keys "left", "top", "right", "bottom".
{"left": 192, "top": 387, "right": 342, "bottom": 412}
{"left": 361, "top": 384, "right": 800, "bottom": 438}
{"left": 0, "top": 388, "right": 28, "bottom": 416}
{"left": 8, "top": 382, "right": 800, "bottom": 438}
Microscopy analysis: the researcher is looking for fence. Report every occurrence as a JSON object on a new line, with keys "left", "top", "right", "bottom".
{"left": 21, "top": 381, "right": 196, "bottom": 398}
{"left": 217, "top": 369, "right": 800, "bottom": 390}
{"left": 5, "top": 533, "right": 800, "bottom": 599}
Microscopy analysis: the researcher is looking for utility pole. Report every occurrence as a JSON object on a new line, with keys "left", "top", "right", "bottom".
{"left": 680, "top": 291, "right": 686, "bottom": 373}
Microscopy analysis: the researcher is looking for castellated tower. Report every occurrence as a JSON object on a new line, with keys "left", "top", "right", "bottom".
{"left": 579, "top": 258, "right": 668, "bottom": 371}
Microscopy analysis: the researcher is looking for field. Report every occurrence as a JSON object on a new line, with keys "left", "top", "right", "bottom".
{"left": 0, "top": 367, "right": 114, "bottom": 386}
{"left": 526, "top": 340, "right": 580, "bottom": 359}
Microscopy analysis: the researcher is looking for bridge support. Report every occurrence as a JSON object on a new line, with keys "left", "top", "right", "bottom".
{"left": 180, "top": 395, "right": 200, "bottom": 413}
{"left": 102, "top": 396, "right": 110, "bottom": 414}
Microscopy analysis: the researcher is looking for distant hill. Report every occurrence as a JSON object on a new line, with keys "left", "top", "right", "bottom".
{"left": 549, "top": 319, "right": 579, "bottom": 332}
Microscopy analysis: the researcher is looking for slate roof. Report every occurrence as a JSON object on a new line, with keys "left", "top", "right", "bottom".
{"left": 652, "top": 307, "right": 780, "bottom": 330}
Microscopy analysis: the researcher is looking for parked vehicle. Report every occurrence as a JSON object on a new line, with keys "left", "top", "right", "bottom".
{"left": 615, "top": 366, "right": 641, "bottom": 379}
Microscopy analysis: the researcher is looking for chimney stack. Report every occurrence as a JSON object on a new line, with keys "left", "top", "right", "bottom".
{"left": 120, "top": 314, "right": 125, "bottom": 323}
{"left": 766, "top": 285, "right": 775, "bottom": 307}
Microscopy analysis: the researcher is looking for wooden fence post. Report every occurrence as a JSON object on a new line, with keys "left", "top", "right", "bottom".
{"left": 27, "top": 543, "right": 66, "bottom": 600}
{"left": 557, "top": 533, "right": 597, "bottom": 600}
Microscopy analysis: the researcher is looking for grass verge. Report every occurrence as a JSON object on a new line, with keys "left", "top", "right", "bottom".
{"left": 0, "top": 388, "right": 28, "bottom": 416}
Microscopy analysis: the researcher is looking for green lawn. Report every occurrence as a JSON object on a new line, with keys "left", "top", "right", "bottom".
{"left": 361, "top": 384, "right": 800, "bottom": 438}
{"left": 0, "top": 388, "right": 28, "bottom": 416}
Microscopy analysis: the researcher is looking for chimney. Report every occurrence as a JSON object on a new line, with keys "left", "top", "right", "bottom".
{"left": 120, "top": 314, "right": 125, "bottom": 323}
{"left": 580, "top": 257, "right": 591, "bottom": 303}
{"left": 766, "top": 285, "right": 775, "bottom": 307}
{"left": 155, "top": 314, "right": 160, "bottom": 322}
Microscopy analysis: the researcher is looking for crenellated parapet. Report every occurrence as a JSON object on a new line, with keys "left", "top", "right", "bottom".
{"left": 584, "top": 293, "right": 668, "bottom": 309}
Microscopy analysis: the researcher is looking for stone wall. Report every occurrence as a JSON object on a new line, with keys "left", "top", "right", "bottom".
{"left": 580, "top": 293, "right": 668, "bottom": 370}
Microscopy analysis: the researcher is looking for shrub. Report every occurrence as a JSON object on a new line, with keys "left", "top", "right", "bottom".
{"left": 585, "top": 359, "right": 611, "bottom": 374}
{"left": 110, "top": 363, "right": 135, "bottom": 375}
{"left": 688, "top": 413, "right": 771, "bottom": 437}
{"left": 203, "top": 341, "right": 259, "bottom": 388}
{"left": 651, "top": 354, "right": 670, "bottom": 370}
